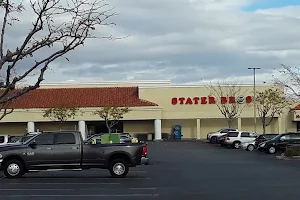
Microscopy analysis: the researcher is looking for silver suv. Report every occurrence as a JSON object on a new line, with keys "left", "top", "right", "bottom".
{"left": 207, "top": 128, "right": 238, "bottom": 143}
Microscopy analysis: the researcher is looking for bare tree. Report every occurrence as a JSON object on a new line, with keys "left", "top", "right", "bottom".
{"left": 256, "top": 88, "right": 290, "bottom": 134}
{"left": 206, "top": 80, "right": 248, "bottom": 128}
{"left": 0, "top": 0, "right": 117, "bottom": 120}
{"left": 273, "top": 64, "right": 300, "bottom": 99}
{"left": 42, "top": 105, "right": 83, "bottom": 129}
{"left": 92, "top": 106, "right": 131, "bottom": 133}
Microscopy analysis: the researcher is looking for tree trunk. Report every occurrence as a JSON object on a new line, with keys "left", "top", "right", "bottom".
{"left": 227, "top": 119, "right": 233, "bottom": 128}
{"left": 58, "top": 121, "right": 62, "bottom": 130}
{"left": 262, "top": 117, "right": 266, "bottom": 134}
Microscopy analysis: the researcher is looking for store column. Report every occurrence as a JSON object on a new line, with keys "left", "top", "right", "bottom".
{"left": 78, "top": 121, "right": 86, "bottom": 140}
{"left": 196, "top": 119, "right": 201, "bottom": 139}
{"left": 154, "top": 119, "right": 162, "bottom": 141}
{"left": 278, "top": 117, "right": 283, "bottom": 133}
{"left": 27, "top": 122, "right": 35, "bottom": 133}
{"left": 238, "top": 118, "right": 242, "bottom": 131}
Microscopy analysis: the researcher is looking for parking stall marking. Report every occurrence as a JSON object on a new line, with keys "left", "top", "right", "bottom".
{"left": 6, "top": 182, "right": 121, "bottom": 185}
{"left": 0, "top": 189, "right": 75, "bottom": 191}
{"left": 3, "top": 194, "right": 160, "bottom": 197}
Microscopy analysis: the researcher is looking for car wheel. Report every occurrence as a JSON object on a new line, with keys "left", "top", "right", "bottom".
{"left": 211, "top": 136, "right": 217, "bottom": 143}
{"left": 3, "top": 159, "right": 25, "bottom": 179}
{"left": 247, "top": 144, "right": 255, "bottom": 151}
{"left": 233, "top": 141, "right": 240, "bottom": 149}
{"left": 109, "top": 159, "right": 129, "bottom": 178}
{"left": 268, "top": 146, "right": 276, "bottom": 154}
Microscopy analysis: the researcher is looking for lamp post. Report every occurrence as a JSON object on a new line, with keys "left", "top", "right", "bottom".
{"left": 248, "top": 67, "right": 261, "bottom": 133}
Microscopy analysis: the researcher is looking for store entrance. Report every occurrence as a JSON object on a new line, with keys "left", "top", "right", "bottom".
{"left": 86, "top": 121, "right": 124, "bottom": 137}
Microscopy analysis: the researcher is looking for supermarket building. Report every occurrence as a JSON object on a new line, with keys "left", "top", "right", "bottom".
{"left": 0, "top": 80, "right": 299, "bottom": 140}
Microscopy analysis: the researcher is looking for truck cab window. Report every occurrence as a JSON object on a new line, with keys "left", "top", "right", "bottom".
{"left": 55, "top": 133, "right": 76, "bottom": 145}
{"left": 34, "top": 134, "right": 54, "bottom": 145}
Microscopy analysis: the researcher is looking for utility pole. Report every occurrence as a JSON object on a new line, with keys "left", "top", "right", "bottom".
{"left": 248, "top": 67, "right": 261, "bottom": 133}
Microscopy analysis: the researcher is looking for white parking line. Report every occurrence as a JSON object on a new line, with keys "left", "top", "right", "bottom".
{"left": 6, "top": 194, "right": 160, "bottom": 197}
{"left": 7, "top": 182, "right": 120, "bottom": 185}
{"left": 129, "top": 187, "right": 156, "bottom": 190}
{"left": 0, "top": 189, "right": 74, "bottom": 191}
{"left": 130, "top": 170, "right": 147, "bottom": 173}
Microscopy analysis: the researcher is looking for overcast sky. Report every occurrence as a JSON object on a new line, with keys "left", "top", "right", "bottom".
{"left": 2, "top": 0, "right": 300, "bottom": 85}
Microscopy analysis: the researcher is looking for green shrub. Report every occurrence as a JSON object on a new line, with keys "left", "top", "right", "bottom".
{"left": 285, "top": 145, "right": 300, "bottom": 157}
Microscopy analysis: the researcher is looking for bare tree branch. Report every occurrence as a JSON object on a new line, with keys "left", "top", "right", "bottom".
{"left": 92, "top": 107, "right": 131, "bottom": 133}
{"left": 256, "top": 87, "right": 293, "bottom": 134}
{"left": 206, "top": 79, "right": 248, "bottom": 128}
{"left": 0, "top": 0, "right": 119, "bottom": 119}
{"left": 273, "top": 64, "right": 300, "bottom": 100}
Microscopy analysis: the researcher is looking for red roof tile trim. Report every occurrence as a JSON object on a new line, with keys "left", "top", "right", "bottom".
{"left": 292, "top": 104, "right": 300, "bottom": 110}
{"left": 7, "top": 87, "right": 158, "bottom": 109}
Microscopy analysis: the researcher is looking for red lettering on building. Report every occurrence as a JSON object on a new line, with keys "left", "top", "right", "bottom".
{"left": 201, "top": 97, "right": 207, "bottom": 104}
{"left": 185, "top": 97, "right": 193, "bottom": 105}
{"left": 171, "top": 98, "right": 178, "bottom": 105}
{"left": 193, "top": 97, "right": 200, "bottom": 104}
{"left": 229, "top": 96, "right": 235, "bottom": 104}
{"left": 171, "top": 96, "right": 253, "bottom": 105}
{"left": 178, "top": 97, "right": 185, "bottom": 104}
{"left": 221, "top": 97, "right": 227, "bottom": 104}
{"left": 246, "top": 96, "right": 252, "bottom": 103}
{"left": 208, "top": 96, "right": 216, "bottom": 104}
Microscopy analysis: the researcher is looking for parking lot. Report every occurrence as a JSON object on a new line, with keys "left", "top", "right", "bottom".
{"left": 1, "top": 141, "right": 300, "bottom": 199}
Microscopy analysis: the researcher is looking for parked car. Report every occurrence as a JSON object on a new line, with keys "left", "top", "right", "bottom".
{"left": 0, "top": 134, "right": 9, "bottom": 146}
{"left": 85, "top": 133, "right": 138, "bottom": 144}
{"left": 207, "top": 128, "right": 238, "bottom": 143}
{"left": 241, "top": 140, "right": 257, "bottom": 151}
{"left": 0, "top": 130, "right": 149, "bottom": 178}
{"left": 255, "top": 134, "right": 279, "bottom": 146}
{"left": 258, "top": 132, "right": 300, "bottom": 154}
{"left": 8, "top": 135, "right": 35, "bottom": 144}
{"left": 224, "top": 131, "right": 258, "bottom": 149}
{"left": 216, "top": 134, "right": 227, "bottom": 146}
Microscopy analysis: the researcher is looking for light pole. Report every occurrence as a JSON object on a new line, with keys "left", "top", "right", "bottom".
{"left": 248, "top": 67, "right": 261, "bottom": 133}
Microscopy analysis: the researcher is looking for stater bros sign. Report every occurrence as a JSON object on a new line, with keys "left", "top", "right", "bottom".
{"left": 171, "top": 96, "right": 253, "bottom": 105}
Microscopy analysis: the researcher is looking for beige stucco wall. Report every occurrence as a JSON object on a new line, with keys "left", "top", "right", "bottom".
{"left": 0, "top": 84, "right": 297, "bottom": 138}
{"left": 123, "top": 120, "right": 154, "bottom": 133}
{"left": 35, "top": 122, "right": 78, "bottom": 131}
{"left": 138, "top": 85, "right": 283, "bottom": 119}
{"left": 0, "top": 107, "right": 162, "bottom": 123}
{"left": 0, "top": 122, "right": 27, "bottom": 136}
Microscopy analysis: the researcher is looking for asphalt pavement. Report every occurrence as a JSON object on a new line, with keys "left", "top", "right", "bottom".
{"left": 2, "top": 141, "right": 300, "bottom": 199}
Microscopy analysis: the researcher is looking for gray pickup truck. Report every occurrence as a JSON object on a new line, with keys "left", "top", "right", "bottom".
{"left": 0, "top": 130, "right": 149, "bottom": 178}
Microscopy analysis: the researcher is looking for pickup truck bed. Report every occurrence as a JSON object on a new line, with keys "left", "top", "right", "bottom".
{"left": 0, "top": 131, "right": 149, "bottom": 178}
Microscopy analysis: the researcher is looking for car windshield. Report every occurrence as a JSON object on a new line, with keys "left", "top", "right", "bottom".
{"left": 269, "top": 134, "right": 282, "bottom": 141}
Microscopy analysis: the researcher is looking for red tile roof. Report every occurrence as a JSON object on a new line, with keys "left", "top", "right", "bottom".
{"left": 7, "top": 87, "right": 158, "bottom": 109}
{"left": 292, "top": 104, "right": 300, "bottom": 110}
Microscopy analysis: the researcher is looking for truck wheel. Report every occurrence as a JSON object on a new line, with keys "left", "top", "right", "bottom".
{"left": 109, "top": 159, "right": 129, "bottom": 178}
{"left": 3, "top": 159, "right": 25, "bottom": 178}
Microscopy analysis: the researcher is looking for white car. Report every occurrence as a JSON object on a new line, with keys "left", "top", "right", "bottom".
{"left": 224, "top": 131, "right": 258, "bottom": 149}
{"left": 0, "top": 134, "right": 9, "bottom": 146}
{"left": 207, "top": 128, "right": 238, "bottom": 143}
{"left": 241, "top": 140, "right": 256, "bottom": 151}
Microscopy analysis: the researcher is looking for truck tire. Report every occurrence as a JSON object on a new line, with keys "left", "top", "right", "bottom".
{"left": 109, "top": 158, "right": 129, "bottom": 178}
{"left": 3, "top": 159, "right": 25, "bottom": 178}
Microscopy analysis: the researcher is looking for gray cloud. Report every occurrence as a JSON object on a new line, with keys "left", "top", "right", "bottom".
{"left": 2, "top": 0, "right": 300, "bottom": 84}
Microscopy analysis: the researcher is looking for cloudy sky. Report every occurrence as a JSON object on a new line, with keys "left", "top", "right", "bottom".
{"left": 2, "top": 0, "right": 300, "bottom": 85}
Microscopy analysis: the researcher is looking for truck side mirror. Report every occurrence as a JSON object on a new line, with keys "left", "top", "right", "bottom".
{"left": 29, "top": 141, "right": 37, "bottom": 149}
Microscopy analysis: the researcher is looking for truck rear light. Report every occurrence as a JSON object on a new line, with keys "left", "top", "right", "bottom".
{"left": 226, "top": 137, "right": 230, "bottom": 140}
{"left": 142, "top": 146, "right": 147, "bottom": 156}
